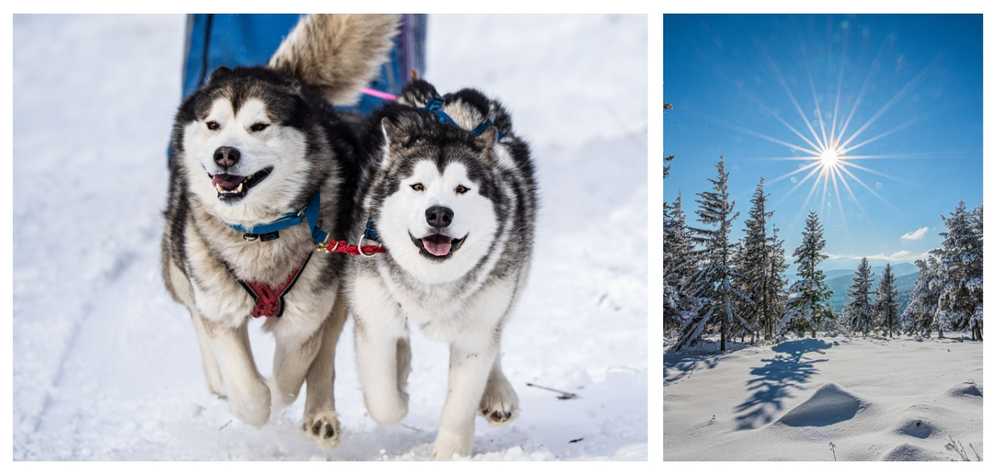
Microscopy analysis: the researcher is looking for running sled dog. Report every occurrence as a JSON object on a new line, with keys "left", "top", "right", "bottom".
{"left": 349, "top": 80, "right": 537, "bottom": 459}
{"left": 160, "top": 14, "right": 398, "bottom": 446}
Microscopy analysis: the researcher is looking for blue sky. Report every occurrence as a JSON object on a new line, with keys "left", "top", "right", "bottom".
{"left": 664, "top": 14, "right": 982, "bottom": 271}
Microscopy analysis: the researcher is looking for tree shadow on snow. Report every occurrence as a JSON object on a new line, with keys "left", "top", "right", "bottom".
{"left": 663, "top": 341, "right": 747, "bottom": 385}
{"left": 732, "top": 338, "right": 832, "bottom": 430}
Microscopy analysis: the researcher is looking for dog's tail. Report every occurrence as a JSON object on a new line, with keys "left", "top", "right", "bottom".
{"left": 269, "top": 14, "right": 400, "bottom": 105}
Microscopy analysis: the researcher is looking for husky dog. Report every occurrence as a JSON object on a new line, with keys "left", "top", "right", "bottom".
{"left": 348, "top": 80, "right": 537, "bottom": 459}
{"left": 160, "top": 14, "right": 399, "bottom": 446}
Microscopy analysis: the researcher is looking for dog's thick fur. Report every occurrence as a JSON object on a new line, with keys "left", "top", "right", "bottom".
{"left": 348, "top": 80, "right": 537, "bottom": 459}
{"left": 161, "top": 14, "right": 399, "bottom": 446}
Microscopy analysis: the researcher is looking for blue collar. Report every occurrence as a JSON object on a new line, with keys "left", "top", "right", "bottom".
{"left": 228, "top": 193, "right": 329, "bottom": 244}
{"left": 425, "top": 97, "right": 503, "bottom": 139}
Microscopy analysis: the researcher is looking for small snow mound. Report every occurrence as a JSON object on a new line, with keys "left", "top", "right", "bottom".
{"left": 776, "top": 383, "right": 867, "bottom": 427}
{"left": 895, "top": 418, "right": 938, "bottom": 439}
{"left": 882, "top": 443, "right": 939, "bottom": 461}
{"left": 947, "top": 382, "right": 983, "bottom": 399}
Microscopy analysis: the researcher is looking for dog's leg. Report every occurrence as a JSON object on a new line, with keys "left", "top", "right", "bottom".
{"left": 353, "top": 286, "right": 409, "bottom": 424}
{"left": 191, "top": 312, "right": 226, "bottom": 398}
{"left": 301, "top": 297, "right": 348, "bottom": 447}
{"left": 478, "top": 353, "right": 519, "bottom": 426}
{"left": 204, "top": 319, "right": 271, "bottom": 426}
{"left": 433, "top": 337, "right": 498, "bottom": 460}
{"left": 270, "top": 326, "right": 323, "bottom": 409}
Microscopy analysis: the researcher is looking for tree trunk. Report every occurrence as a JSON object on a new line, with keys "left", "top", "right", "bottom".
{"left": 720, "top": 311, "right": 727, "bottom": 352}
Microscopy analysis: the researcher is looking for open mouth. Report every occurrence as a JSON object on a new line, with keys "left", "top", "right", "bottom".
{"left": 409, "top": 232, "right": 468, "bottom": 260}
{"left": 207, "top": 167, "right": 273, "bottom": 202}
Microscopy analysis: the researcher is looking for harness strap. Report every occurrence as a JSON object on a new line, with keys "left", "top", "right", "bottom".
{"left": 317, "top": 239, "right": 386, "bottom": 256}
{"left": 238, "top": 252, "right": 313, "bottom": 319}
{"left": 228, "top": 193, "right": 328, "bottom": 244}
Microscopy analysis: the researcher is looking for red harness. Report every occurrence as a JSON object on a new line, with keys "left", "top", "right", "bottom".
{"left": 239, "top": 253, "right": 312, "bottom": 319}
{"left": 237, "top": 240, "right": 384, "bottom": 319}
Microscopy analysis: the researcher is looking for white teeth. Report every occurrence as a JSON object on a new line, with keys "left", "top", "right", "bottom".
{"left": 236, "top": 182, "right": 244, "bottom": 193}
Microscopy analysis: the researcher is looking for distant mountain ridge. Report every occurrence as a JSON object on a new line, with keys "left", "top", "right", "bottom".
{"left": 827, "top": 268, "right": 919, "bottom": 314}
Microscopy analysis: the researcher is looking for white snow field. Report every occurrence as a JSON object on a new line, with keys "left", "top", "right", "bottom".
{"left": 13, "top": 15, "right": 648, "bottom": 460}
{"left": 664, "top": 335, "right": 982, "bottom": 461}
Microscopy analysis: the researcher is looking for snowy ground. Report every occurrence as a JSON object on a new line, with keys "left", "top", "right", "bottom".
{"left": 664, "top": 334, "right": 982, "bottom": 461}
{"left": 12, "top": 15, "right": 648, "bottom": 460}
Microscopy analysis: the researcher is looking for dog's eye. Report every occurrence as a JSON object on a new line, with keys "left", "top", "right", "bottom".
{"left": 455, "top": 185, "right": 470, "bottom": 195}
{"left": 410, "top": 183, "right": 425, "bottom": 192}
{"left": 206, "top": 120, "right": 220, "bottom": 131}
{"left": 249, "top": 122, "right": 270, "bottom": 132}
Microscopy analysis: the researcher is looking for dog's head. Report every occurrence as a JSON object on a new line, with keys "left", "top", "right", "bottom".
{"left": 173, "top": 68, "right": 324, "bottom": 223}
{"left": 169, "top": 14, "right": 399, "bottom": 225}
{"left": 367, "top": 108, "right": 504, "bottom": 284}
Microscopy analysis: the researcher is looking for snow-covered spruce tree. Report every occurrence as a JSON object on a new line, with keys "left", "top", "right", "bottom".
{"left": 664, "top": 193, "right": 700, "bottom": 336}
{"left": 735, "top": 179, "right": 776, "bottom": 344}
{"left": 682, "top": 157, "right": 751, "bottom": 352}
{"left": 845, "top": 257, "right": 874, "bottom": 335}
{"left": 763, "top": 225, "right": 788, "bottom": 341}
{"left": 781, "top": 211, "right": 833, "bottom": 338}
{"left": 902, "top": 257, "right": 942, "bottom": 337}
{"left": 933, "top": 201, "right": 984, "bottom": 340}
{"left": 874, "top": 263, "right": 899, "bottom": 338}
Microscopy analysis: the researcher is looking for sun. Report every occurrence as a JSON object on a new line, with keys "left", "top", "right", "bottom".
{"left": 819, "top": 147, "right": 841, "bottom": 168}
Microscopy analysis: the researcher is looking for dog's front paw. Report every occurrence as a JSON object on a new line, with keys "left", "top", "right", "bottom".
{"left": 479, "top": 376, "right": 519, "bottom": 426}
{"left": 302, "top": 410, "right": 341, "bottom": 448}
{"left": 432, "top": 430, "right": 473, "bottom": 460}
{"left": 227, "top": 377, "right": 271, "bottom": 427}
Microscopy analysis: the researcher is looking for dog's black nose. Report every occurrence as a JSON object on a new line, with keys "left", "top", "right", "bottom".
{"left": 213, "top": 146, "right": 241, "bottom": 168}
{"left": 425, "top": 205, "right": 454, "bottom": 228}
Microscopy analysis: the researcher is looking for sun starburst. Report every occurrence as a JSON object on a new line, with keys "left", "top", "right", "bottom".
{"left": 733, "top": 31, "right": 936, "bottom": 224}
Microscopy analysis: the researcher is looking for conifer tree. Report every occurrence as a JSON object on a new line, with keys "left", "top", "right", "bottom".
{"left": 782, "top": 211, "right": 832, "bottom": 338}
{"left": 875, "top": 263, "right": 899, "bottom": 338}
{"left": 763, "top": 225, "right": 788, "bottom": 341}
{"left": 933, "top": 201, "right": 983, "bottom": 340}
{"left": 664, "top": 194, "right": 700, "bottom": 335}
{"left": 688, "top": 157, "right": 748, "bottom": 351}
{"left": 845, "top": 257, "right": 874, "bottom": 335}
{"left": 736, "top": 179, "right": 775, "bottom": 344}
{"left": 902, "top": 257, "right": 942, "bottom": 337}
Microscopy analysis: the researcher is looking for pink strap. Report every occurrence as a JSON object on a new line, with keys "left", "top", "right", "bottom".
{"left": 361, "top": 87, "right": 398, "bottom": 101}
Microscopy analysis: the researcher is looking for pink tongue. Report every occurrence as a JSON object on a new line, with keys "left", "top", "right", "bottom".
{"left": 421, "top": 238, "right": 452, "bottom": 257}
{"left": 212, "top": 174, "right": 243, "bottom": 191}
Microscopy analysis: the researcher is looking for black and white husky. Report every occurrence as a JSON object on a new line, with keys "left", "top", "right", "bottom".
{"left": 160, "top": 14, "right": 398, "bottom": 446}
{"left": 348, "top": 80, "right": 538, "bottom": 459}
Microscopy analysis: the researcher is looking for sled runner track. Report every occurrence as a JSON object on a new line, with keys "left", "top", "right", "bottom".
{"left": 24, "top": 250, "right": 140, "bottom": 447}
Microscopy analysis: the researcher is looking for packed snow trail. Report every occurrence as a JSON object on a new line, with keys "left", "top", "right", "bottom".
{"left": 13, "top": 15, "right": 648, "bottom": 460}
{"left": 664, "top": 335, "right": 982, "bottom": 461}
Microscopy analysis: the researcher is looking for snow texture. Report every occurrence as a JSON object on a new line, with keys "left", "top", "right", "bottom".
{"left": 13, "top": 14, "right": 648, "bottom": 460}
{"left": 664, "top": 335, "right": 982, "bottom": 461}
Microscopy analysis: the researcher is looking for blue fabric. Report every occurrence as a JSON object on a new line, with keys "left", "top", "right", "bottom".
{"left": 180, "top": 14, "right": 427, "bottom": 115}
{"left": 425, "top": 97, "right": 502, "bottom": 139}
{"left": 228, "top": 192, "right": 328, "bottom": 244}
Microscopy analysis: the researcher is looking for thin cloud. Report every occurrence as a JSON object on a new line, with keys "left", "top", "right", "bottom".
{"left": 828, "top": 250, "right": 931, "bottom": 263}
{"left": 900, "top": 226, "right": 929, "bottom": 241}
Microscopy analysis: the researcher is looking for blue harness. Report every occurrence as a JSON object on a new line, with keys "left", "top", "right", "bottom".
{"left": 227, "top": 192, "right": 379, "bottom": 245}
{"left": 425, "top": 97, "right": 504, "bottom": 139}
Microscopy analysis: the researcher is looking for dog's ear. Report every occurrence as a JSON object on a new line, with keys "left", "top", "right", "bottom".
{"left": 208, "top": 66, "right": 233, "bottom": 84}
{"left": 380, "top": 116, "right": 411, "bottom": 150}
{"left": 474, "top": 127, "right": 497, "bottom": 154}
{"left": 269, "top": 14, "right": 400, "bottom": 105}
